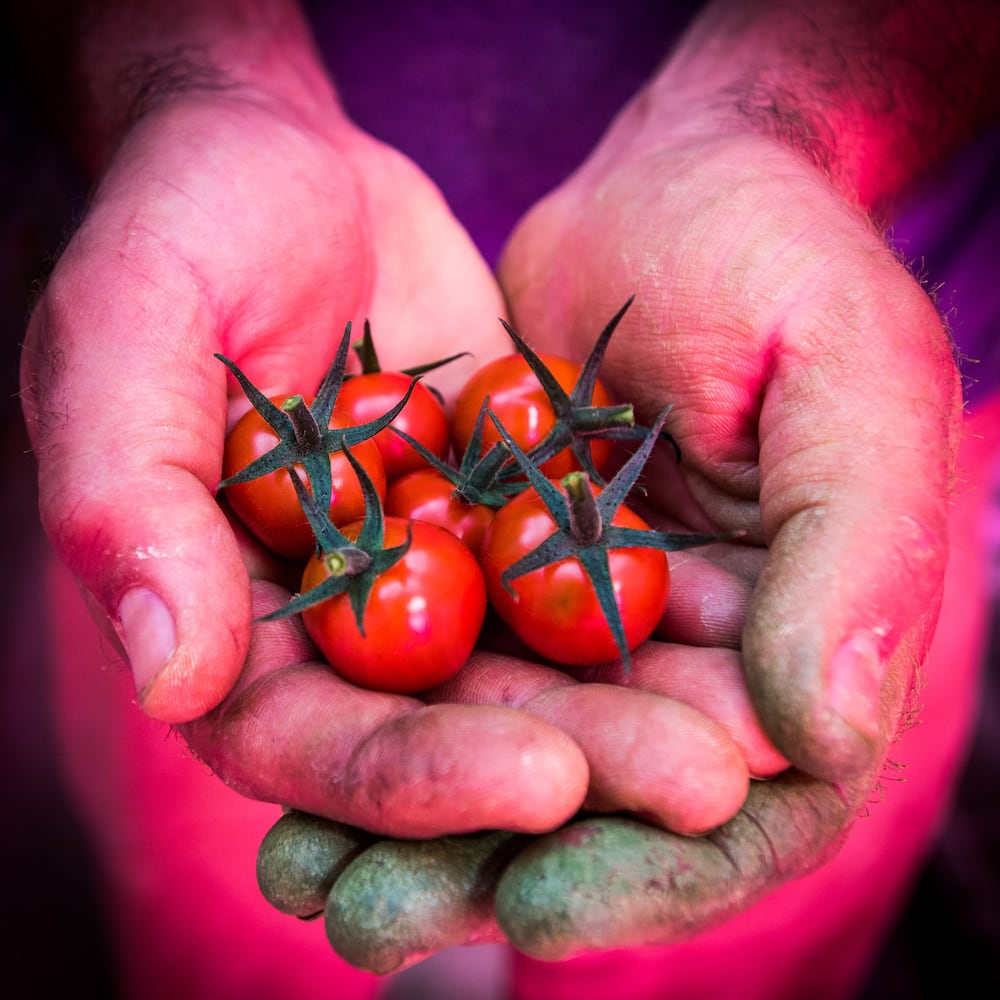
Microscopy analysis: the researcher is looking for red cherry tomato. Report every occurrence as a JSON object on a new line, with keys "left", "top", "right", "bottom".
{"left": 478, "top": 485, "right": 669, "bottom": 666}
{"left": 384, "top": 468, "right": 497, "bottom": 558}
{"left": 300, "top": 517, "right": 487, "bottom": 693}
{"left": 451, "top": 353, "right": 615, "bottom": 479}
{"left": 222, "top": 395, "right": 386, "bottom": 560}
{"left": 336, "top": 373, "right": 451, "bottom": 481}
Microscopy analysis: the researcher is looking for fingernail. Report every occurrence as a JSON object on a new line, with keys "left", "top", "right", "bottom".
{"left": 827, "top": 633, "right": 885, "bottom": 740}
{"left": 115, "top": 587, "right": 176, "bottom": 698}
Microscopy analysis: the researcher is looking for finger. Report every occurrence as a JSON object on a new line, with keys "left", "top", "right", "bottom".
{"left": 742, "top": 268, "right": 961, "bottom": 780}
{"left": 20, "top": 245, "right": 251, "bottom": 723}
{"left": 179, "top": 583, "right": 590, "bottom": 838}
{"left": 625, "top": 475, "right": 766, "bottom": 649}
{"left": 653, "top": 546, "right": 760, "bottom": 649}
{"left": 256, "top": 810, "right": 374, "bottom": 918}
{"left": 323, "top": 829, "right": 520, "bottom": 975}
{"left": 580, "top": 643, "right": 791, "bottom": 779}
{"left": 494, "top": 765, "right": 872, "bottom": 960}
{"left": 431, "top": 652, "right": 750, "bottom": 835}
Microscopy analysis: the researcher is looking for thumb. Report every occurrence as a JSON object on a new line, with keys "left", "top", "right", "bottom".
{"left": 743, "top": 269, "right": 963, "bottom": 780}
{"left": 21, "top": 240, "right": 250, "bottom": 724}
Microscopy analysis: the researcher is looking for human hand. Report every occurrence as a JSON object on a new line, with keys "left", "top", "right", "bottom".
{"left": 24, "top": 0, "right": 974, "bottom": 977}
{"left": 18, "top": 53, "right": 509, "bottom": 723}
{"left": 498, "top": 126, "right": 960, "bottom": 783}
{"left": 482, "top": 79, "right": 963, "bottom": 957}
{"left": 247, "top": 103, "right": 964, "bottom": 972}
{"left": 19, "top": 8, "right": 762, "bottom": 912}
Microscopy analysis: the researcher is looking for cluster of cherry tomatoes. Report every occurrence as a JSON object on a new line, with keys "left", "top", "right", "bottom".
{"left": 217, "top": 300, "right": 721, "bottom": 694}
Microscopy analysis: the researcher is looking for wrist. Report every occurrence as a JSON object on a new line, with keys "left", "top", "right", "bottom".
{"left": 619, "top": 0, "right": 999, "bottom": 211}
{"left": 15, "top": 0, "right": 339, "bottom": 172}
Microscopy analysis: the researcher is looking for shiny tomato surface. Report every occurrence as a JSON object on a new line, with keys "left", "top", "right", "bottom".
{"left": 384, "top": 468, "right": 497, "bottom": 557}
{"left": 301, "top": 517, "right": 487, "bottom": 693}
{"left": 336, "top": 372, "right": 451, "bottom": 481}
{"left": 222, "top": 395, "right": 386, "bottom": 560}
{"left": 479, "top": 486, "right": 669, "bottom": 666}
{"left": 451, "top": 353, "right": 615, "bottom": 479}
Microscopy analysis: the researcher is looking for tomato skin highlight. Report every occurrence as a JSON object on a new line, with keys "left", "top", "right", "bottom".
{"left": 384, "top": 468, "right": 497, "bottom": 558}
{"left": 336, "top": 373, "right": 451, "bottom": 481}
{"left": 300, "top": 517, "right": 487, "bottom": 693}
{"left": 451, "top": 353, "right": 615, "bottom": 479}
{"left": 479, "top": 487, "right": 670, "bottom": 667}
{"left": 222, "top": 395, "right": 386, "bottom": 560}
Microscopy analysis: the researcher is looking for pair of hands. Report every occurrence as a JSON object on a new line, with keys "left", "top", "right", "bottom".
{"left": 19, "top": 67, "right": 961, "bottom": 970}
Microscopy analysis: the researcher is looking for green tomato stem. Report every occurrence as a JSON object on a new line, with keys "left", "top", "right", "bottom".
{"left": 572, "top": 402, "right": 634, "bottom": 431}
{"left": 282, "top": 394, "right": 324, "bottom": 453}
{"left": 562, "top": 472, "right": 604, "bottom": 546}
{"left": 324, "top": 547, "right": 373, "bottom": 578}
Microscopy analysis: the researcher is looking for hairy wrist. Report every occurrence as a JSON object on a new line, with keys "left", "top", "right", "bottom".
{"left": 641, "top": 0, "right": 1000, "bottom": 211}
{"left": 11, "top": 0, "right": 337, "bottom": 171}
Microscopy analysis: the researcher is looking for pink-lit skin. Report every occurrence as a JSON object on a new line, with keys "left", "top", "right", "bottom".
{"left": 497, "top": 29, "right": 969, "bottom": 781}
{"left": 299, "top": 517, "right": 487, "bottom": 694}
{"left": 429, "top": 651, "right": 752, "bottom": 835}
{"left": 18, "top": 0, "right": 999, "bottom": 977}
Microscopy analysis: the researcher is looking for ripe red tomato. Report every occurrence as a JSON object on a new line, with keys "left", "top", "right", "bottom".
{"left": 336, "top": 373, "right": 451, "bottom": 481}
{"left": 300, "top": 516, "right": 487, "bottom": 693}
{"left": 451, "top": 353, "right": 615, "bottom": 479}
{"left": 384, "top": 468, "right": 497, "bottom": 558}
{"left": 478, "top": 484, "right": 670, "bottom": 667}
{"left": 222, "top": 395, "right": 386, "bottom": 560}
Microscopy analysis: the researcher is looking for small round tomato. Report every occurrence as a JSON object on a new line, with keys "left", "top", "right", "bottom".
{"left": 451, "top": 353, "right": 615, "bottom": 479}
{"left": 336, "top": 373, "right": 451, "bottom": 481}
{"left": 384, "top": 468, "right": 497, "bottom": 557}
{"left": 222, "top": 395, "right": 386, "bottom": 560}
{"left": 300, "top": 517, "right": 487, "bottom": 693}
{"left": 479, "top": 485, "right": 669, "bottom": 667}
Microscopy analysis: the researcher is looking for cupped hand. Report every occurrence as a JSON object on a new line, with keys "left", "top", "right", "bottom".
{"left": 20, "top": 77, "right": 756, "bottom": 861}
{"left": 498, "top": 122, "right": 962, "bottom": 784}
{"left": 478, "top": 112, "right": 963, "bottom": 955}
{"left": 257, "top": 114, "right": 965, "bottom": 972}
{"left": 237, "top": 573, "right": 782, "bottom": 974}
{"left": 19, "top": 83, "right": 509, "bottom": 724}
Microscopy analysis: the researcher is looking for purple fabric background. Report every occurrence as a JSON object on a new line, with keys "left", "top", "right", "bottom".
{"left": 304, "top": 0, "right": 700, "bottom": 267}
{"left": 0, "top": 2, "right": 997, "bottom": 995}
{"left": 890, "top": 127, "right": 1000, "bottom": 407}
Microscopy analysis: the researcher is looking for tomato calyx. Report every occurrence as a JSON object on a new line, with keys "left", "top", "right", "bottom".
{"left": 495, "top": 296, "right": 646, "bottom": 485}
{"left": 392, "top": 395, "right": 525, "bottom": 509}
{"left": 216, "top": 320, "right": 417, "bottom": 518}
{"left": 349, "top": 318, "right": 469, "bottom": 405}
{"left": 351, "top": 317, "right": 470, "bottom": 378}
{"left": 489, "top": 405, "right": 733, "bottom": 672}
{"left": 259, "top": 449, "right": 411, "bottom": 636}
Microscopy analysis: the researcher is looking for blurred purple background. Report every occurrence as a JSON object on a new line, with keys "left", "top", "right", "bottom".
{"left": 1, "top": 2, "right": 997, "bottom": 995}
